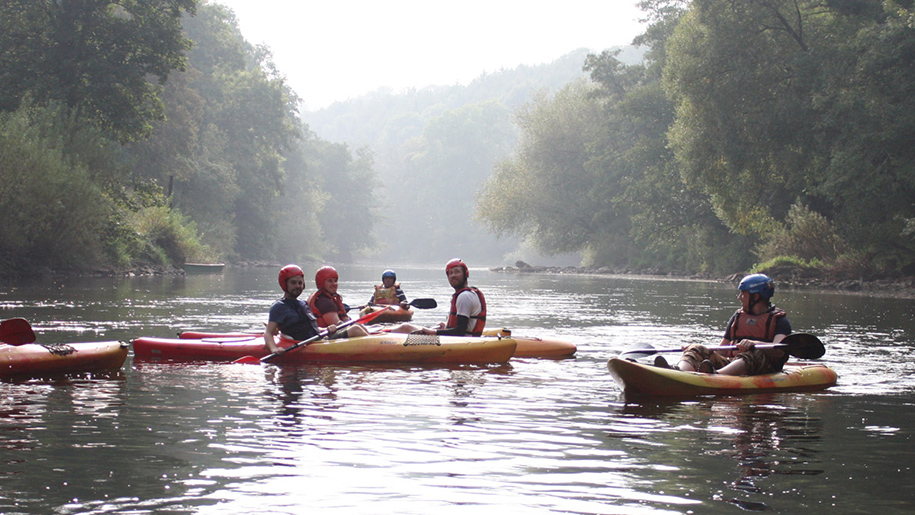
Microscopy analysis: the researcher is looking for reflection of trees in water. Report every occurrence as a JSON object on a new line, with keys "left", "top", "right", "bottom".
{"left": 707, "top": 395, "right": 825, "bottom": 511}
{"left": 618, "top": 394, "right": 826, "bottom": 511}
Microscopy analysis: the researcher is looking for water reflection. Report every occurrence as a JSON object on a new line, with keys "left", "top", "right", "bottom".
{"left": 615, "top": 393, "right": 828, "bottom": 512}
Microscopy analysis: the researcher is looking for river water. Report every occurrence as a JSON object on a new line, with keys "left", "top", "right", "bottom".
{"left": 1, "top": 265, "right": 912, "bottom": 514}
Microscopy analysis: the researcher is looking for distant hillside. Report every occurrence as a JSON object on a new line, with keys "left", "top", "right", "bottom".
{"left": 300, "top": 46, "right": 645, "bottom": 266}
{"left": 304, "top": 46, "right": 644, "bottom": 148}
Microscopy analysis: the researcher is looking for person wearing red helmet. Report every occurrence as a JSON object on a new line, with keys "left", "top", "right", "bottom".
{"left": 307, "top": 265, "right": 369, "bottom": 337}
{"left": 263, "top": 264, "right": 327, "bottom": 356}
{"left": 390, "top": 258, "right": 486, "bottom": 336}
{"left": 657, "top": 273, "right": 792, "bottom": 375}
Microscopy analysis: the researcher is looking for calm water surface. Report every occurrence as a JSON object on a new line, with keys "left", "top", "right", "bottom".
{"left": 1, "top": 265, "right": 913, "bottom": 514}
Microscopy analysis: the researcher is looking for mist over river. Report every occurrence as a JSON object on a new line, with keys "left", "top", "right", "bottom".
{"left": 1, "top": 265, "right": 912, "bottom": 514}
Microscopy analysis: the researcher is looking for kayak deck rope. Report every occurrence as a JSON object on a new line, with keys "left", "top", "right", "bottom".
{"left": 42, "top": 344, "right": 76, "bottom": 356}
{"left": 403, "top": 334, "right": 442, "bottom": 347}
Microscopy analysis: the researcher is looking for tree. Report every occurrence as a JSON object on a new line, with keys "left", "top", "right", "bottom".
{"left": 0, "top": 0, "right": 198, "bottom": 143}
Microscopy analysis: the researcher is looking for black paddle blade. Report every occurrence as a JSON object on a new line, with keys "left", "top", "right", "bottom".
{"left": 410, "top": 298, "right": 437, "bottom": 309}
{"left": 781, "top": 333, "right": 826, "bottom": 359}
{"left": 618, "top": 343, "right": 660, "bottom": 360}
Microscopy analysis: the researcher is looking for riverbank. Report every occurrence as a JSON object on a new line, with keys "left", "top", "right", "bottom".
{"left": 490, "top": 262, "right": 915, "bottom": 299}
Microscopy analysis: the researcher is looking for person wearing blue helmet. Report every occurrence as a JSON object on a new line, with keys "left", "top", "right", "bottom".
{"left": 658, "top": 273, "right": 792, "bottom": 375}
{"left": 366, "top": 269, "right": 409, "bottom": 310}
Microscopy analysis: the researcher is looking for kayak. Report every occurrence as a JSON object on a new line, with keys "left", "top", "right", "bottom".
{"left": 0, "top": 340, "right": 129, "bottom": 378}
{"left": 133, "top": 333, "right": 516, "bottom": 365}
{"left": 607, "top": 357, "right": 837, "bottom": 397}
{"left": 482, "top": 328, "right": 576, "bottom": 359}
{"left": 359, "top": 304, "right": 414, "bottom": 323}
{"left": 178, "top": 327, "right": 576, "bottom": 359}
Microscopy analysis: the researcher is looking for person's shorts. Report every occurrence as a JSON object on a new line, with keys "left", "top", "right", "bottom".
{"left": 679, "top": 344, "right": 783, "bottom": 375}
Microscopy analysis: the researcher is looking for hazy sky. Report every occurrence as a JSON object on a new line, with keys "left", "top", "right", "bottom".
{"left": 211, "top": 0, "right": 646, "bottom": 110}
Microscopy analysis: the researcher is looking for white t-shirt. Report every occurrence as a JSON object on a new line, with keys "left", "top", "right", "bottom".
{"left": 454, "top": 289, "right": 483, "bottom": 334}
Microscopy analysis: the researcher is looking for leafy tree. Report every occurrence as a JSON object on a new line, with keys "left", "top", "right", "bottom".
{"left": 0, "top": 0, "right": 198, "bottom": 143}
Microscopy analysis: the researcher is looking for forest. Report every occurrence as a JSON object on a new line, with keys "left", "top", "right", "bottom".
{"left": 2, "top": 0, "right": 914, "bottom": 280}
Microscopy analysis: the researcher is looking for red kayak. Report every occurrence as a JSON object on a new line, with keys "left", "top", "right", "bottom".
{"left": 0, "top": 341, "right": 129, "bottom": 378}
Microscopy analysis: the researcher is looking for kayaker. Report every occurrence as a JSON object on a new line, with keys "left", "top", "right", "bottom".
{"left": 389, "top": 258, "right": 487, "bottom": 336}
{"left": 364, "top": 269, "right": 410, "bottom": 311}
{"left": 658, "top": 273, "right": 792, "bottom": 375}
{"left": 264, "top": 265, "right": 364, "bottom": 356}
{"left": 307, "top": 265, "right": 370, "bottom": 336}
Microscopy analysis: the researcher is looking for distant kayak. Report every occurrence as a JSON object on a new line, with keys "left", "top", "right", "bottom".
{"left": 359, "top": 304, "right": 414, "bottom": 323}
{"left": 607, "top": 357, "right": 837, "bottom": 397}
{"left": 0, "top": 340, "right": 128, "bottom": 378}
{"left": 178, "top": 327, "right": 576, "bottom": 359}
{"left": 133, "top": 333, "right": 516, "bottom": 365}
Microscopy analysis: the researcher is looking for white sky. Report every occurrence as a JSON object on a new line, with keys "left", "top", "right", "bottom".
{"left": 211, "top": 0, "right": 646, "bottom": 111}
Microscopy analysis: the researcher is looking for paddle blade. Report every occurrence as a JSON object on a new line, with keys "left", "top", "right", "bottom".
{"left": 232, "top": 355, "right": 264, "bottom": 365}
{"left": 0, "top": 318, "right": 36, "bottom": 345}
{"left": 409, "top": 298, "right": 437, "bottom": 309}
{"left": 618, "top": 344, "right": 661, "bottom": 360}
{"left": 781, "top": 333, "right": 826, "bottom": 359}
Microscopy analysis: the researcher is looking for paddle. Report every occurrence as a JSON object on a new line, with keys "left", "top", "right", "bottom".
{"left": 344, "top": 298, "right": 438, "bottom": 312}
{"left": 232, "top": 306, "right": 393, "bottom": 364}
{"left": 618, "top": 333, "right": 826, "bottom": 360}
{"left": 0, "top": 318, "right": 36, "bottom": 345}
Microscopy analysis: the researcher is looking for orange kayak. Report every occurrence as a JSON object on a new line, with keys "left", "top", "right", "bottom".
{"left": 482, "top": 328, "right": 576, "bottom": 359}
{"left": 134, "top": 333, "right": 516, "bottom": 365}
{"left": 179, "top": 327, "right": 576, "bottom": 359}
{"left": 607, "top": 357, "right": 837, "bottom": 397}
{"left": 0, "top": 341, "right": 129, "bottom": 378}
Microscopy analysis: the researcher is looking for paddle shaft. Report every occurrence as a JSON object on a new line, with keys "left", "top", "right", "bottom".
{"left": 258, "top": 305, "right": 393, "bottom": 363}
{"left": 619, "top": 333, "right": 825, "bottom": 360}
{"left": 346, "top": 298, "right": 437, "bottom": 312}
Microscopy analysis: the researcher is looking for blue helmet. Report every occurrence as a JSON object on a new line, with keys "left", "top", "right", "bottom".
{"left": 382, "top": 269, "right": 396, "bottom": 281}
{"left": 738, "top": 273, "right": 774, "bottom": 298}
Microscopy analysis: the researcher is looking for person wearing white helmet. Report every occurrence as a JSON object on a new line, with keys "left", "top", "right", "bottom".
{"left": 658, "top": 273, "right": 792, "bottom": 375}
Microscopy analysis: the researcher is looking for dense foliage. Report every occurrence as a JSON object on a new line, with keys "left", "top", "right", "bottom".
{"left": 477, "top": 0, "right": 915, "bottom": 277}
{"left": 0, "top": 1, "right": 377, "bottom": 276}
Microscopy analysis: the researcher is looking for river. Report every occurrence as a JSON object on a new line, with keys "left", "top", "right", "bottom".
{"left": 1, "top": 265, "right": 912, "bottom": 514}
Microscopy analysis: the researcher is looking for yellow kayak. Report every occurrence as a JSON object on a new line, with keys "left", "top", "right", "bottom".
{"left": 607, "top": 357, "right": 837, "bottom": 397}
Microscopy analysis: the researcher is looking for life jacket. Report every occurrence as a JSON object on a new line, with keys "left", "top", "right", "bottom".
{"left": 446, "top": 287, "right": 487, "bottom": 336}
{"left": 307, "top": 289, "right": 347, "bottom": 328}
{"left": 726, "top": 306, "right": 787, "bottom": 343}
{"left": 372, "top": 283, "right": 400, "bottom": 305}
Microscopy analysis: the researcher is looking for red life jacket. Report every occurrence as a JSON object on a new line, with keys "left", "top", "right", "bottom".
{"left": 726, "top": 307, "right": 787, "bottom": 343}
{"left": 307, "top": 289, "right": 348, "bottom": 328}
{"left": 446, "top": 287, "right": 487, "bottom": 336}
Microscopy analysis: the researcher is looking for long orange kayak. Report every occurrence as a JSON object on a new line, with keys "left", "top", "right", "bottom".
{"left": 482, "top": 328, "right": 576, "bottom": 359}
{"left": 607, "top": 357, "right": 837, "bottom": 397}
{"left": 179, "top": 327, "right": 575, "bottom": 359}
{"left": 134, "top": 333, "right": 516, "bottom": 365}
{"left": 0, "top": 341, "right": 129, "bottom": 378}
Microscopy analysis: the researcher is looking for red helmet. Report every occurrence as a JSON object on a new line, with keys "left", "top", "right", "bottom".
{"left": 445, "top": 258, "right": 468, "bottom": 277}
{"left": 315, "top": 265, "right": 339, "bottom": 289}
{"left": 278, "top": 264, "right": 304, "bottom": 292}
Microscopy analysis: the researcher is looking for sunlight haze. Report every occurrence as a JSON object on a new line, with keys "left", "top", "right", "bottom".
{"left": 212, "top": 0, "right": 646, "bottom": 110}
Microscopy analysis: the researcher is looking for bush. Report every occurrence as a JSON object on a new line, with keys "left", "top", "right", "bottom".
{"left": 128, "top": 205, "right": 214, "bottom": 265}
{"left": 756, "top": 203, "right": 845, "bottom": 262}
